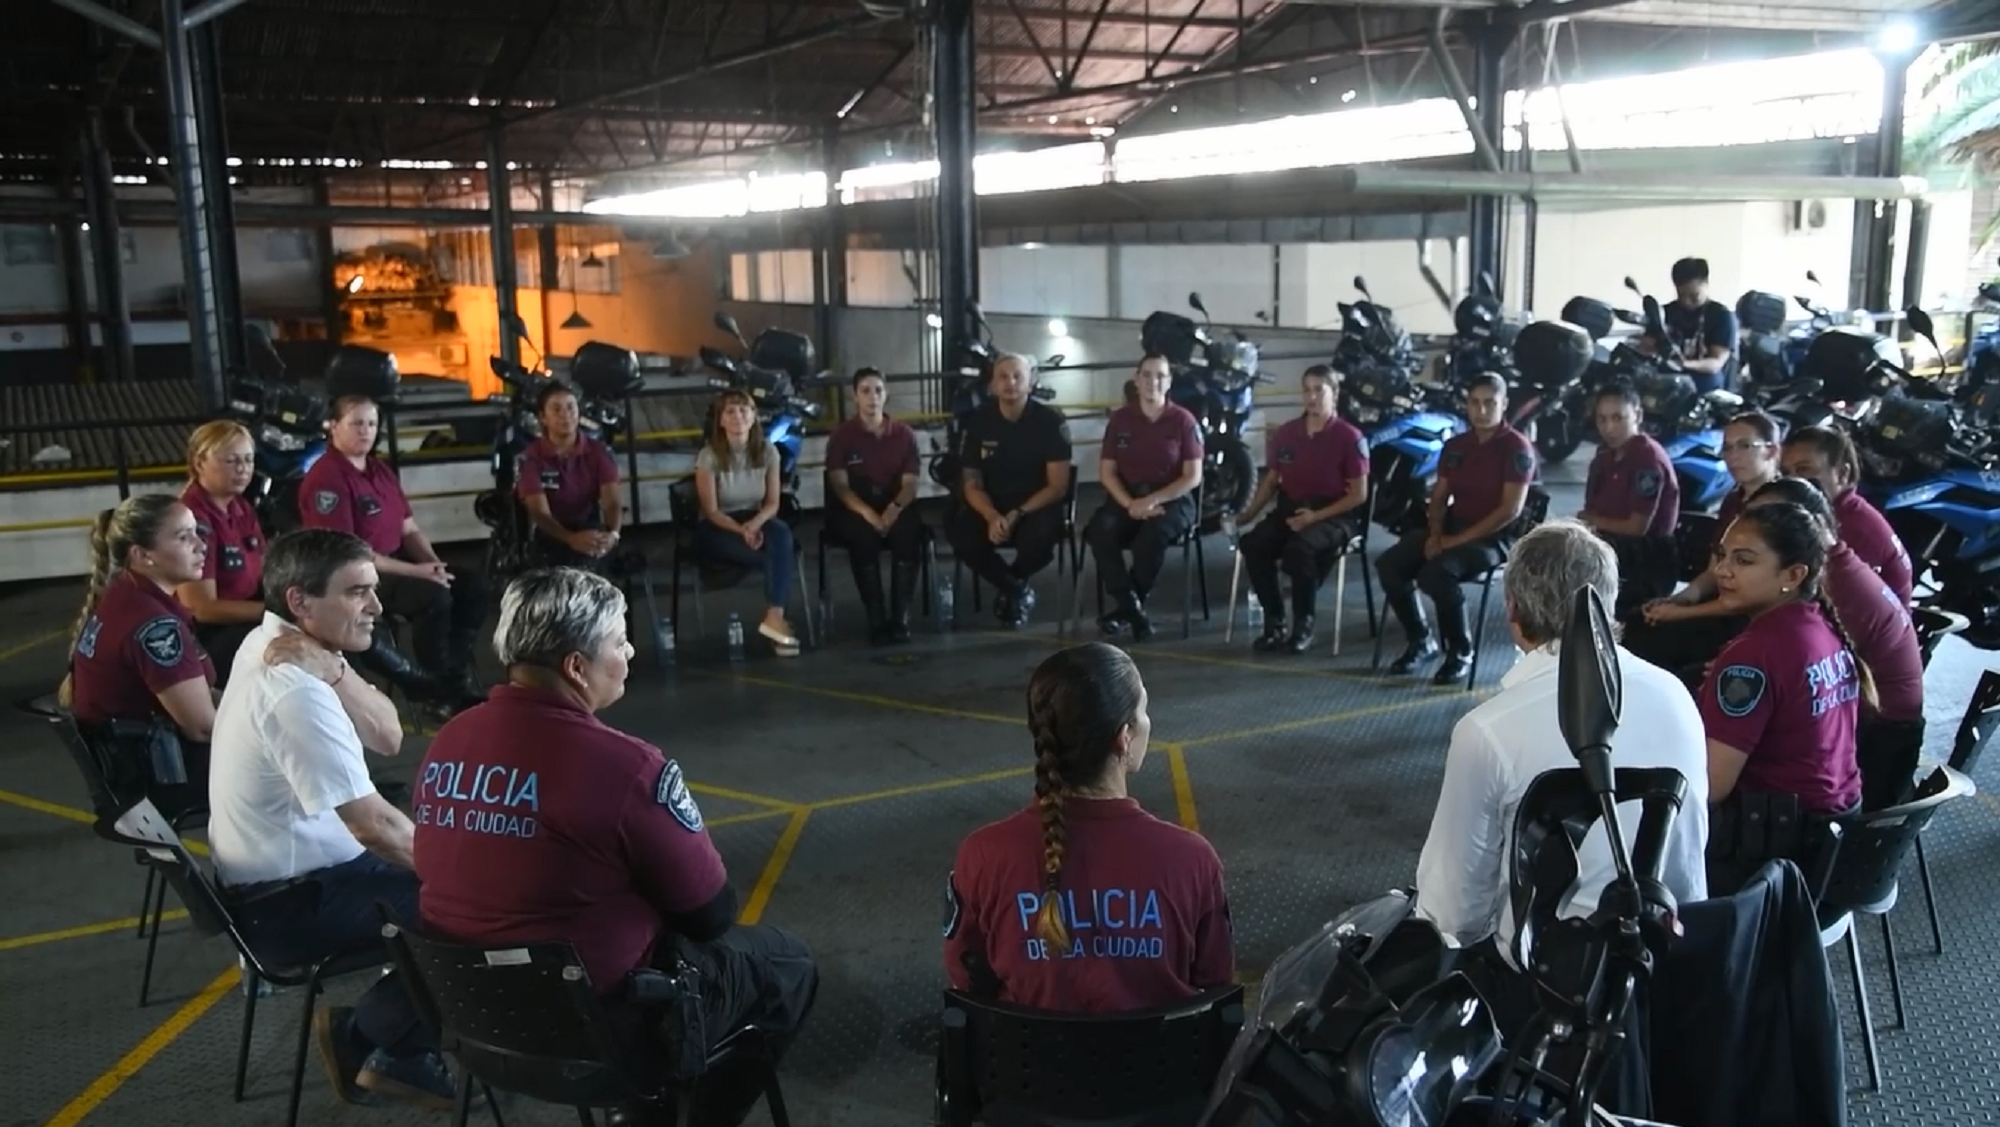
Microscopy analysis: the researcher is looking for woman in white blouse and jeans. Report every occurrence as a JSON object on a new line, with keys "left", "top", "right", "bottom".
{"left": 694, "top": 390, "right": 801, "bottom": 654}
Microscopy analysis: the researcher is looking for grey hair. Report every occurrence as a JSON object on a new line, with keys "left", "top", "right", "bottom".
{"left": 494, "top": 568, "right": 628, "bottom": 668}
{"left": 1503, "top": 519, "right": 1620, "bottom": 647}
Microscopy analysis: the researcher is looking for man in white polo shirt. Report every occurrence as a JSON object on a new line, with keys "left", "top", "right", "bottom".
{"left": 209, "top": 527, "right": 458, "bottom": 1109}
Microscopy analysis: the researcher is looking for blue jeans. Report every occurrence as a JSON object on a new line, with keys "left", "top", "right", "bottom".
{"left": 695, "top": 513, "right": 795, "bottom": 609}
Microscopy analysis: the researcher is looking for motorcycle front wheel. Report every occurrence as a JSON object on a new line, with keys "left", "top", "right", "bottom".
{"left": 1200, "top": 437, "right": 1255, "bottom": 533}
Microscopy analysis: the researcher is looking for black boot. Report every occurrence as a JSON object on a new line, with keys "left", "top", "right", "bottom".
{"left": 351, "top": 632, "right": 455, "bottom": 709}
{"left": 853, "top": 557, "right": 889, "bottom": 644}
{"left": 1385, "top": 591, "right": 1438, "bottom": 674}
{"left": 443, "top": 629, "right": 487, "bottom": 707}
{"left": 886, "top": 560, "right": 918, "bottom": 643}
{"left": 1286, "top": 614, "right": 1316, "bottom": 654}
{"left": 1124, "top": 591, "right": 1154, "bottom": 642}
{"left": 1431, "top": 596, "right": 1474, "bottom": 685}
{"left": 1252, "top": 608, "right": 1290, "bottom": 652}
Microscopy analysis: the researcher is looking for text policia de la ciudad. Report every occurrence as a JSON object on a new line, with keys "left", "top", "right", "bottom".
{"left": 417, "top": 759, "right": 541, "bottom": 839}
{"left": 1016, "top": 887, "right": 1168, "bottom": 961}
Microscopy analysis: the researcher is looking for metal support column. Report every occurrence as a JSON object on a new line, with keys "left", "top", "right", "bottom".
{"left": 312, "top": 175, "right": 342, "bottom": 351}
{"left": 816, "top": 124, "right": 847, "bottom": 374}
{"left": 82, "top": 106, "right": 135, "bottom": 385}
{"left": 1857, "top": 49, "right": 1911, "bottom": 313}
{"left": 190, "top": 17, "right": 244, "bottom": 376}
{"left": 537, "top": 170, "right": 559, "bottom": 361}
{"left": 1467, "top": 21, "right": 1516, "bottom": 302}
{"left": 56, "top": 139, "right": 95, "bottom": 377}
{"left": 1901, "top": 197, "right": 1930, "bottom": 315}
{"left": 486, "top": 122, "right": 521, "bottom": 368}
{"left": 931, "top": 0, "right": 980, "bottom": 359}
{"left": 160, "top": 0, "right": 225, "bottom": 405}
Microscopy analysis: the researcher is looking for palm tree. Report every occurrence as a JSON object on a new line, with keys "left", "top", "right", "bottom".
{"left": 1905, "top": 40, "right": 2000, "bottom": 244}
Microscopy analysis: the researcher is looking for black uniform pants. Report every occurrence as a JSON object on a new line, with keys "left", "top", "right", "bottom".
{"left": 1601, "top": 532, "right": 1682, "bottom": 617}
{"left": 826, "top": 502, "right": 925, "bottom": 566}
{"left": 1619, "top": 612, "right": 1744, "bottom": 690}
{"left": 639, "top": 925, "right": 819, "bottom": 1127}
{"left": 377, "top": 566, "right": 489, "bottom": 677}
{"left": 1375, "top": 529, "right": 1510, "bottom": 653}
{"left": 947, "top": 499, "right": 1065, "bottom": 593}
{"left": 1239, "top": 496, "right": 1357, "bottom": 622}
{"left": 1084, "top": 492, "right": 1196, "bottom": 602}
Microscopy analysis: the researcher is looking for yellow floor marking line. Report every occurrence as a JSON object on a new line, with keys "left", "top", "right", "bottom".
{"left": 0, "top": 910, "right": 190, "bottom": 952}
{"left": 740, "top": 808, "right": 812, "bottom": 926}
{"left": 39, "top": 964, "right": 238, "bottom": 1127}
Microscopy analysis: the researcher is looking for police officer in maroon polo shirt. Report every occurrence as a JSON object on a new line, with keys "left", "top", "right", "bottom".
{"left": 413, "top": 568, "right": 817, "bottom": 1127}
{"left": 1376, "top": 373, "right": 1537, "bottom": 684}
{"left": 515, "top": 381, "right": 626, "bottom": 571}
{"left": 1578, "top": 383, "right": 1682, "bottom": 614}
{"left": 1084, "top": 354, "right": 1204, "bottom": 641}
{"left": 824, "top": 367, "right": 926, "bottom": 644}
{"left": 1780, "top": 424, "right": 1913, "bottom": 606}
{"left": 176, "top": 420, "right": 268, "bottom": 681}
{"left": 60, "top": 494, "right": 216, "bottom": 813}
{"left": 945, "top": 643, "right": 1234, "bottom": 1013}
{"left": 1234, "top": 364, "right": 1369, "bottom": 653}
{"left": 300, "top": 394, "right": 488, "bottom": 699}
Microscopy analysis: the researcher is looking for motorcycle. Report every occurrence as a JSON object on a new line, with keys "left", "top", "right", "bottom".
{"left": 1439, "top": 270, "right": 1524, "bottom": 388}
{"left": 1140, "top": 291, "right": 1273, "bottom": 531}
{"left": 1334, "top": 275, "right": 1462, "bottom": 534}
{"left": 699, "top": 311, "right": 831, "bottom": 493}
{"left": 1541, "top": 285, "right": 1655, "bottom": 464}
{"left": 926, "top": 299, "right": 1059, "bottom": 491}
{"left": 230, "top": 340, "right": 401, "bottom": 534}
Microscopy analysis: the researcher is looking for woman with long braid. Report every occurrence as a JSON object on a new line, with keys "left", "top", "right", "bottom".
{"left": 1698, "top": 501, "right": 1872, "bottom": 816}
{"left": 943, "top": 643, "right": 1234, "bottom": 1013}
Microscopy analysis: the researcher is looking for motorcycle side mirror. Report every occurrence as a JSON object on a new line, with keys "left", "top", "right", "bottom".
{"left": 1476, "top": 269, "right": 1495, "bottom": 298}
{"left": 1353, "top": 275, "right": 1373, "bottom": 300}
{"left": 1188, "top": 291, "right": 1208, "bottom": 316}
{"left": 1642, "top": 294, "right": 1667, "bottom": 339}
{"left": 1623, "top": 275, "right": 1643, "bottom": 297}
{"left": 1558, "top": 584, "right": 1623, "bottom": 779}
{"left": 1906, "top": 305, "right": 1942, "bottom": 365}
{"left": 1806, "top": 269, "right": 1822, "bottom": 286}
{"left": 714, "top": 311, "right": 747, "bottom": 348}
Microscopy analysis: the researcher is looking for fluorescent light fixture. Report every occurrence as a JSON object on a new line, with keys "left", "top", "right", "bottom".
{"left": 1341, "top": 89, "right": 1357, "bottom": 103}
{"left": 1047, "top": 319, "right": 1068, "bottom": 337}
{"left": 925, "top": 312, "right": 944, "bottom": 329}
{"left": 1877, "top": 21, "right": 1919, "bottom": 54}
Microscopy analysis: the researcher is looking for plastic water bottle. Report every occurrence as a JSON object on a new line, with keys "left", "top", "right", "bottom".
{"left": 1247, "top": 600, "right": 1264, "bottom": 632}
{"left": 1221, "top": 511, "right": 1241, "bottom": 551}
{"left": 654, "top": 615, "right": 675, "bottom": 665}
{"left": 936, "top": 578, "right": 955, "bottom": 633}
{"left": 726, "top": 614, "right": 745, "bottom": 661}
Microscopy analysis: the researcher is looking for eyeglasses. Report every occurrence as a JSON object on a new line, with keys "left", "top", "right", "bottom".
{"left": 1720, "top": 440, "right": 1771, "bottom": 454}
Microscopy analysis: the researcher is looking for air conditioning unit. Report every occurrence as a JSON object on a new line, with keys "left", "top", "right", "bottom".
{"left": 1785, "top": 199, "right": 1829, "bottom": 233}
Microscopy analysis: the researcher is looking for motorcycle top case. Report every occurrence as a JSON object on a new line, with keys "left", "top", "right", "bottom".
{"left": 748, "top": 328, "right": 817, "bottom": 382}
{"left": 1634, "top": 368, "right": 1699, "bottom": 422}
{"left": 570, "top": 341, "right": 645, "bottom": 400}
{"left": 1453, "top": 294, "right": 1505, "bottom": 340}
{"left": 1798, "top": 326, "right": 1902, "bottom": 402}
{"left": 1871, "top": 394, "right": 1956, "bottom": 459}
{"left": 1141, "top": 310, "right": 1205, "bottom": 367}
{"left": 1560, "top": 296, "right": 1617, "bottom": 341}
{"left": 1512, "top": 319, "right": 1594, "bottom": 393}
{"left": 324, "top": 345, "right": 401, "bottom": 404}
{"left": 230, "top": 379, "right": 325, "bottom": 435}
{"left": 1344, "top": 363, "right": 1415, "bottom": 410}
{"left": 1735, "top": 289, "right": 1790, "bottom": 336}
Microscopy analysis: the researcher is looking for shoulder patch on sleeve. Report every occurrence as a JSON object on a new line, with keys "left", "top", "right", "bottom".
{"left": 1716, "top": 663, "right": 1768, "bottom": 718}
{"left": 654, "top": 759, "right": 705, "bottom": 832}
{"left": 135, "top": 615, "right": 186, "bottom": 667}
{"left": 313, "top": 489, "right": 340, "bottom": 515}
{"left": 943, "top": 870, "right": 962, "bottom": 938}
{"left": 1512, "top": 448, "right": 1535, "bottom": 476}
{"left": 1633, "top": 467, "right": 1663, "bottom": 499}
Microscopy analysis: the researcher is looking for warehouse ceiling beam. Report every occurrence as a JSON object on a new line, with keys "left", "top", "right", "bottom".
{"left": 46, "top": 0, "right": 162, "bottom": 49}
{"left": 181, "top": 0, "right": 255, "bottom": 30}
{"left": 1341, "top": 168, "right": 1929, "bottom": 201}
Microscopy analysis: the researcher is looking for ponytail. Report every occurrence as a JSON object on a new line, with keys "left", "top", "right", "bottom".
{"left": 1031, "top": 724, "right": 1071, "bottom": 950}
{"left": 69, "top": 509, "right": 120, "bottom": 653}
{"left": 65, "top": 494, "right": 185, "bottom": 659}
{"left": 1815, "top": 589, "right": 1880, "bottom": 713}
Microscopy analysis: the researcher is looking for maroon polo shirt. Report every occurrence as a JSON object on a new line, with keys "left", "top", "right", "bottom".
{"left": 1585, "top": 435, "right": 1679, "bottom": 538}
{"left": 1711, "top": 487, "right": 1748, "bottom": 557}
{"left": 1266, "top": 415, "right": 1367, "bottom": 504}
{"left": 299, "top": 453, "right": 411, "bottom": 556}
{"left": 1102, "top": 403, "right": 1204, "bottom": 492}
{"left": 413, "top": 685, "right": 730, "bottom": 995}
{"left": 1698, "top": 600, "right": 1862, "bottom": 814}
{"left": 516, "top": 436, "right": 621, "bottom": 531}
{"left": 944, "top": 797, "right": 1234, "bottom": 1015}
{"left": 824, "top": 416, "right": 920, "bottom": 504}
{"left": 181, "top": 482, "right": 266, "bottom": 602}
{"left": 1822, "top": 542, "right": 1923, "bottom": 723}
{"left": 68, "top": 571, "right": 215, "bottom": 729}
{"left": 1440, "top": 425, "right": 1537, "bottom": 530}
{"left": 1833, "top": 488, "right": 1913, "bottom": 607}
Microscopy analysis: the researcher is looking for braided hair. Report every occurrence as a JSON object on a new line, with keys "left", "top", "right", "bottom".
{"left": 58, "top": 494, "right": 185, "bottom": 708}
{"left": 1732, "top": 501, "right": 1879, "bottom": 711}
{"left": 1024, "top": 643, "right": 1146, "bottom": 951}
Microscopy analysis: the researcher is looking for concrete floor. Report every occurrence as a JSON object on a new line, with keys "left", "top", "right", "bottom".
{"left": 3, "top": 459, "right": 1998, "bottom": 1127}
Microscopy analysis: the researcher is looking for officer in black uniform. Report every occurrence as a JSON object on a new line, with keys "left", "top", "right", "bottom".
{"left": 948, "top": 352, "right": 1074, "bottom": 628}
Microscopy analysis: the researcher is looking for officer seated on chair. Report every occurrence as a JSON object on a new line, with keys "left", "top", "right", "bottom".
{"left": 515, "top": 380, "right": 629, "bottom": 573}
{"left": 1577, "top": 382, "right": 1681, "bottom": 615}
{"left": 1084, "top": 353, "right": 1203, "bottom": 641}
{"left": 944, "top": 644, "right": 1234, "bottom": 1012}
{"left": 824, "top": 367, "right": 925, "bottom": 645}
{"left": 412, "top": 568, "right": 819, "bottom": 1127}
{"left": 1235, "top": 364, "right": 1369, "bottom": 654}
{"left": 1378, "top": 374, "right": 1537, "bottom": 684}
{"left": 947, "top": 352, "right": 1074, "bottom": 629}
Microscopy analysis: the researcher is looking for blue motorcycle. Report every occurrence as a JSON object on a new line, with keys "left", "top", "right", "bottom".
{"left": 1333, "top": 276, "right": 1463, "bottom": 534}
{"left": 1141, "top": 291, "right": 1272, "bottom": 530}
{"left": 699, "top": 311, "right": 831, "bottom": 492}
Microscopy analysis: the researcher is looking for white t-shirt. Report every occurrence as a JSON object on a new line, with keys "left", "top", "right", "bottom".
{"left": 1413, "top": 643, "right": 1710, "bottom": 967}
{"left": 208, "top": 612, "right": 376, "bottom": 886}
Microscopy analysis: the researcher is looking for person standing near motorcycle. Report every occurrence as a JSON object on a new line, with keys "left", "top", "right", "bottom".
{"left": 1085, "top": 354, "right": 1204, "bottom": 641}
{"left": 300, "top": 395, "right": 489, "bottom": 701}
{"left": 1577, "top": 383, "right": 1681, "bottom": 613}
{"left": 176, "top": 420, "right": 269, "bottom": 679}
{"left": 514, "top": 381, "right": 625, "bottom": 571}
{"left": 694, "top": 389, "right": 803, "bottom": 655}
{"left": 949, "top": 353, "right": 1074, "bottom": 629}
{"left": 1235, "top": 364, "right": 1368, "bottom": 653}
{"left": 1648, "top": 257, "right": 1740, "bottom": 394}
{"left": 1779, "top": 425, "right": 1913, "bottom": 607}
{"left": 1377, "top": 374, "right": 1537, "bottom": 684}
{"left": 824, "top": 367, "right": 925, "bottom": 645}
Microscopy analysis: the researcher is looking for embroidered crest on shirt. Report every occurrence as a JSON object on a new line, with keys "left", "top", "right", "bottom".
{"left": 655, "top": 759, "right": 705, "bottom": 832}
{"left": 1633, "top": 468, "right": 1663, "bottom": 499}
{"left": 1512, "top": 449, "right": 1534, "bottom": 476}
{"left": 135, "top": 616, "right": 185, "bottom": 667}
{"left": 1717, "top": 663, "right": 1766, "bottom": 718}
{"left": 313, "top": 489, "right": 339, "bottom": 515}
{"left": 76, "top": 617, "right": 102, "bottom": 659}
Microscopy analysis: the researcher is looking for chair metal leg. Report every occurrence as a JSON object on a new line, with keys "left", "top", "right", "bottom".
{"left": 815, "top": 537, "right": 833, "bottom": 642}
{"left": 1067, "top": 548, "right": 1090, "bottom": 639}
{"left": 1847, "top": 925, "right": 1882, "bottom": 1092}
{"left": 1224, "top": 549, "right": 1244, "bottom": 643}
{"left": 1196, "top": 534, "right": 1210, "bottom": 621}
{"left": 1467, "top": 572, "right": 1495, "bottom": 692}
{"left": 1181, "top": 537, "right": 1195, "bottom": 640}
{"left": 138, "top": 878, "right": 167, "bottom": 1006}
{"left": 234, "top": 978, "right": 260, "bottom": 1101}
{"left": 575, "top": 1106, "right": 597, "bottom": 1127}
{"left": 1331, "top": 554, "right": 1348, "bottom": 657}
{"left": 1880, "top": 912, "right": 1906, "bottom": 1031}
{"left": 453, "top": 1068, "right": 474, "bottom": 1127}
{"left": 286, "top": 974, "right": 323, "bottom": 1127}
{"left": 484, "top": 1082, "right": 507, "bottom": 1127}
{"left": 137, "top": 866, "right": 157, "bottom": 938}
{"left": 763, "top": 1058, "right": 793, "bottom": 1127}
{"left": 1916, "top": 835, "right": 1942, "bottom": 955}
{"left": 1361, "top": 537, "right": 1379, "bottom": 638}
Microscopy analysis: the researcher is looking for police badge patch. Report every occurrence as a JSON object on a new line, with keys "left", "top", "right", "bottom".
{"left": 135, "top": 616, "right": 185, "bottom": 667}
{"left": 313, "top": 490, "right": 340, "bottom": 515}
{"left": 943, "top": 871, "right": 962, "bottom": 938}
{"left": 655, "top": 759, "right": 705, "bottom": 832}
{"left": 1633, "top": 468, "right": 1662, "bottom": 499}
{"left": 1513, "top": 449, "right": 1535, "bottom": 476}
{"left": 1717, "top": 664, "right": 1767, "bottom": 718}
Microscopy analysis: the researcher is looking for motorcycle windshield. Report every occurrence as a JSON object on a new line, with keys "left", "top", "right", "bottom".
{"left": 1362, "top": 974, "right": 1504, "bottom": 1127}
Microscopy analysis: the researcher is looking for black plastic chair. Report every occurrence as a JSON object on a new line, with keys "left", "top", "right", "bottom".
{"left": 378, "top": 914, "right": 792, "bottom": 1127}
{"left": 1911, "top": 606, "right": 1969, "bottom": 668}
{"left": 667, "top": 478, "right": 818, "bottom": 652}
{"left": 1913, "top": 668, "right": 2000, "bottom": 955}
{"left": 814, "top": 471, "right": 940, "bottom": 640}
{"left": 935, "top": 984, "right": 1244, "bottom": 1127}
{"left": 1067, "top": 484, "right": 1211, "bottom": 641}
{"left": 1816, "top": 766, "right": 1978, "bottom": 1093}
{"left": 1372, "top": 485, "right": 1550, "bottom": 690}
{"left": 100, "top": 799, "right": 395, "bottom": 1127}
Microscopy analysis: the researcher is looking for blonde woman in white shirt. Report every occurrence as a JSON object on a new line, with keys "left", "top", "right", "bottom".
{"left": 694, "top": 389, "right": 801, "bottom": 654}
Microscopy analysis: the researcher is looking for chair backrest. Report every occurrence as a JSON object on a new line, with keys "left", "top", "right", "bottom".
{"left": 100, "top": 799, "right": 237, "bottom": 944}
{"left": 47, "top": 711, "right": 123, "bottom": 818}
{"left": 1912, "top": 607, "right": 1968, "bottom": 668}
{"left": 939, "top": 985, "right": 1245, "bottom": 1126}
{"left": 1951, "top": 669, "right": 2000, "bottom": 774}
{"left": 378, "top": 916, "right": 659, "bottom": 1110}
{"left": 1820, "top": 766, "right": 1975, "bottom": 919}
